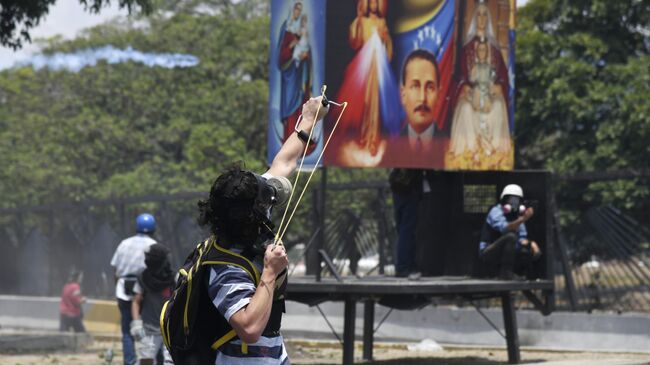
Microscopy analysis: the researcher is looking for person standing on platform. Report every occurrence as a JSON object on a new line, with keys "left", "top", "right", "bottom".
{"left": 479, "top": 184, "right": 541, "bottom": 279}
{"left": 111, "top": 213, "right": 157, "bottom": 365}
{"left": 389, "top": 168, "right": 427, "bottom": 280}
{"left": 59, "top": 269, "right": 86, "bottom": 333}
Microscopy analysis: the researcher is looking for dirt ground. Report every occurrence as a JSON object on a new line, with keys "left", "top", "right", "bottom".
{"left": 1, "top": 339, "right": 649, "bottom": 365}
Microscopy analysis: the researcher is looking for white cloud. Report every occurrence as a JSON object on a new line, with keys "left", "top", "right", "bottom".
{"left": 18, "top": 46, "right": 199, "bottom": 72}
{"left": 0, "top": 1, "right": 127, "bottom": 70}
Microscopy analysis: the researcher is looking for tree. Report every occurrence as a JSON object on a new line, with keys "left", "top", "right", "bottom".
{"left": 0, "top": 0, "right": 153, "bottom": 49}
{"left": 0, "top": 0, "right": 390, "bottom": 245}
{"left": 0, "top": 1, "right": 263, "bottom": 204}
{"left": 515, "top": 0, "right": 650, "bottom": 260}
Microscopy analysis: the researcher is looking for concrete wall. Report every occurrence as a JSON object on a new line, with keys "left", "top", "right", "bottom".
{"left": 281, "top": 302, "right": 650, "bottom": 353}
{"left": 2, "top": 295, "right": 649, "bottom": 353}
{"left": 0, "top": 295, "right": 119, "bottom": 333}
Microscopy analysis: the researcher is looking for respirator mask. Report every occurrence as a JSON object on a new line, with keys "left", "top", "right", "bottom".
{"left": 251, "top": 174, "right": 293, "bottom": 216}
{"left": 247, "top": 173, "right": 293, "bottom": 255}
{"left": 501, "top": 195, "right": 525, "bottom": 221}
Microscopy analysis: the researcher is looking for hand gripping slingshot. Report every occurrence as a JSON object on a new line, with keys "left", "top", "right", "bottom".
{"left": 273, "top": 85, "right": 348, "bottom": 248}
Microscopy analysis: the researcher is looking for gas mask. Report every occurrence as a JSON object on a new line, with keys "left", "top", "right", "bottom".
{"left": 247, "top": 173, "right": 293, "bottom": 256}
{"left": 251, "top": 174, "right": 293, "bottom": 216}
{"left": 501, "top": 195, "right": 525, "bottom": 221}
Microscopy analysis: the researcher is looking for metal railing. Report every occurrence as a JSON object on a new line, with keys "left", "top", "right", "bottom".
{"left": 1, "top": 174, "right": 648, "bottom": 313}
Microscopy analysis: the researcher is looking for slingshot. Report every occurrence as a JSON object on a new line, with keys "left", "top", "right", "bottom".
{"left": 273, "top": 85, "right": 348, "bottom": 247}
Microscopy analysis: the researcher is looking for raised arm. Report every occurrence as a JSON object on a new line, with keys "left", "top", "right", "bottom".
{"left": 265, "top": 96, "right": 327, "bottom": 178}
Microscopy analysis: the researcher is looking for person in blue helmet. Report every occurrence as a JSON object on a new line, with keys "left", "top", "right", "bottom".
{"left": 111, "top": 213, "right": 158, "bottom": 365}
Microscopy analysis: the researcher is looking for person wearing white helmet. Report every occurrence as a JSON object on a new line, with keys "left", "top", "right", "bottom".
{"left": 478, "top": 184, "right": 541, "bottom": 279}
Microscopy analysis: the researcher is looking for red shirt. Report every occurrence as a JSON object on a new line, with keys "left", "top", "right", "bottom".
{"left": 60, "top": 282, "right": 82, "bottom": 316}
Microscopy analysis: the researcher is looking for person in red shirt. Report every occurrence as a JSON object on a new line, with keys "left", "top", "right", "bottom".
{"left": 59, "top": 270, "right": 86, "bottom": 333}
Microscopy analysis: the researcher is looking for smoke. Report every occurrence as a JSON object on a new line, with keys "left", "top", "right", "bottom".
{"left": 17, "top": 45, "right": 200, "bottom": 72}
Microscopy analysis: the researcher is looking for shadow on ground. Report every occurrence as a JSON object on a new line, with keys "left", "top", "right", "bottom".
{"left": 367, "top": 358, "right": 546, "bottom": 364}
{"left": 359, "top": 358, "right": 501, "bottom": 364}
{"left": 295, "top": 355, "right": 553, "bottom": 365}
{"left": 305, "top": 359, "right": 548, "bottom": 365}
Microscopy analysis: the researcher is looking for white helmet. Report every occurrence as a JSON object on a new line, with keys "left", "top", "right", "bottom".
{"left": 500, "top": 184, "right": 523, "bottom": 200}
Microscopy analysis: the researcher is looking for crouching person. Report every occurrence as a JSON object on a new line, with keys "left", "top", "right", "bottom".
{"left": 131, "top": 244, "right": 175, "bottom": 365}
{"left": 479, "top": 184, "right": 542, "bottom": 279}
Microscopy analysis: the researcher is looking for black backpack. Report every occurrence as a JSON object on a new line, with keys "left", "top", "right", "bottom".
{"left": 160, "top": 237, "right": 260, "bottom": 365}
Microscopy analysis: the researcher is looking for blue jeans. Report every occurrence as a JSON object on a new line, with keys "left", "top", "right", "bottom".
{"left": 118, "top": 299, "right": 136, "bottom": 365}
{"left": 393, "top": 190, "right": 420, "bottom": 276}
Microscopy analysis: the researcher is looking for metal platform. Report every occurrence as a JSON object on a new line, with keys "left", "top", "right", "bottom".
{"left": 287, "top": 275, "right": 554, "bottom": 365}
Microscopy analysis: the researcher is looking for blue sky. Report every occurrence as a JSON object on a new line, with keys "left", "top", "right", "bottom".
{"left": 0, "top": 0, "right": 530, "bottom": 70}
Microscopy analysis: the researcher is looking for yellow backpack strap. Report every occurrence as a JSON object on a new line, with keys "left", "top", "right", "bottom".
{"left": 183, "top": 268, "right": 193, "bottom": 334}
{"left": 211, "top": 241, "right": 261, "bottom": 284}
{"left": 160, "top": 300, "right": 171, "bottom": 348}
{"left": 241, "top": 342, "right": 248, "bottom": 354}
{"left": 195, "top": 238, "right": 210, "bottom": 272}
{"left": 211, "top": 329, "right": 237, "bottom": 350}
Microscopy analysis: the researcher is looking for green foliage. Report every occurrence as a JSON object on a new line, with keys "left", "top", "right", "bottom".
{"left": 517, "top": 0, "right": 650, "bottom": 184}
{"left": 516, "top": 0, "right": 650, "bottom": 260}
{"left": 517, "top": 0, "right": 650, "bottom": 173}
{"left": 0, "top": 0, "right": 268, "bottom": 207}
{"left": 0, "top": 0, "right": 153, "bottom": 49}
{"left": 0, "top": 0, "right": 387, "bottom": 244}
{"left": 3, "top": 0, "right": 647, "bottom": 253}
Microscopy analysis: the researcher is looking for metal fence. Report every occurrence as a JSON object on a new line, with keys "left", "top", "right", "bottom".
{"left": 552, "top": 204, "right": 650, "bottom": 312}
{"left": 305, "top": 174, "right": 650, "bottom": 313}
{"left": 0, "top": 192, "right": 208, "bottom": 297}
{"left": 1, "top": 172, "right": 648, "bottom": 313}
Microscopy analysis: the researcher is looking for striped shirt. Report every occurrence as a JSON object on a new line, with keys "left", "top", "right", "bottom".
{"left": 207, "top": 263, "right": 290, "bottom": 365}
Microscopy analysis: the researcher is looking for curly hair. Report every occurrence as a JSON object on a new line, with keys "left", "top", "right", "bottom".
{"left": 197, "top": 162, "right": 261, "bottom": 245}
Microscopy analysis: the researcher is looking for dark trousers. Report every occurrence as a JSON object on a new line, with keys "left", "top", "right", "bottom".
{"left": 393, "top": 190, "right": 420, "bottom": 276}
{"left": 59, "top": 314, "right": 85, "bottom": 333}
{"left": 118, "top": 299, "right": 136, "bottom": 365}
{"left": 481, "top": 232, "right": 518, "bottom": 277}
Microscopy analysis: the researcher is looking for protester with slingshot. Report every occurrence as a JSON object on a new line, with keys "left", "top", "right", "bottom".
{"left": 164, "top": 88, "right": 346, "bottom": 365}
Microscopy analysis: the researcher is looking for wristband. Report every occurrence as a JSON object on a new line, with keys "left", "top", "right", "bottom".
{"left": 296, "top": 129, "right": 316, "bottom": 145}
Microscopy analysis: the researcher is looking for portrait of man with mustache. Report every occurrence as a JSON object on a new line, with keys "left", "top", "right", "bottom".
{"left": 382, "top": 49, "right": 447, "bottom": 168}
{"left": 400, "top": 49, "right": 440, "bottom": 151}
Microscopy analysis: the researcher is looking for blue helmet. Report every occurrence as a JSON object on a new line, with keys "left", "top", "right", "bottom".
{"left": 136, "top": 213, "right": 156, "bottom": 233}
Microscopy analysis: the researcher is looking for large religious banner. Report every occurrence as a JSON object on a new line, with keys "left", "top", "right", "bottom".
{"left": 269, "top": 0, "right": 516, "bottom": 170}
{"left": 268, "top": 1, "right": 326, "bottom": 168}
